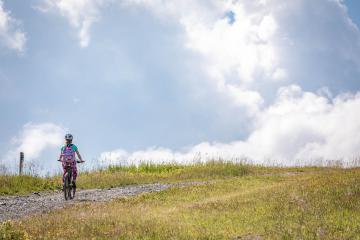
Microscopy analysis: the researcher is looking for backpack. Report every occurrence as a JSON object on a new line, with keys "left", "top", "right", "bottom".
{"left": 62, "top": 144, "right": 76, "bottom": 162}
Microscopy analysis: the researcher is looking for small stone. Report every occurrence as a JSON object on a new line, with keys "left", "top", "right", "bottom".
{"left": 0, "top": 202, "right": 6, "bottom": 206}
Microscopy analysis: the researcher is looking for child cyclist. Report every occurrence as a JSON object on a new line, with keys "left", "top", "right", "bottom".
{"left": 58, "top": 133, "right": 85, "bottom": 187}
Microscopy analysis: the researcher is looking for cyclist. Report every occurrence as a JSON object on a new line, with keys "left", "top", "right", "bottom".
{"left": 58, "top": 133, "right": 85, "bottom": 188}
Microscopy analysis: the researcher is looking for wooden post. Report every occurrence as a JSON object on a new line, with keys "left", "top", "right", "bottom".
{"left": 19, "top": 152, "right": 24, "bottom": 175}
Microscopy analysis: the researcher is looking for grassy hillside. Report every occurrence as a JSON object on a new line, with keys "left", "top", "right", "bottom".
{"left": 2, "top": 163, "right": 359, "bottom": 239}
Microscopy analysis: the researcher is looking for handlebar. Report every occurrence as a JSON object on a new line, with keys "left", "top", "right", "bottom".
{"left": 58, "top": 153, "right": 84, "bottom": 164}
{"left": 57, "top": 159, "right": 85, "bottom": 164}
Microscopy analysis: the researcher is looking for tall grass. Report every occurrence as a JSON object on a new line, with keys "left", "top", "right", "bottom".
{"left": 78, "top": 160, "right": 250, "bottom": 189}
{"left": 0, "top": 175, "right": 58, "bottom": 195}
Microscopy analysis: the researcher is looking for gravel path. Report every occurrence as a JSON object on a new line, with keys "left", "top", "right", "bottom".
{"left": 0, "top": 181, "right": 206, "bottom": 222}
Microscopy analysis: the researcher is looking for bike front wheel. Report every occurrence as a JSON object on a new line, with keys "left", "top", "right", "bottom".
{"left": 71, "top": 181, "right": 76, "bottom": 199}
{"left": 63, "top": 174, "right": 70, "bottom": 200}
{"left": 63, "top": 171, "right": 73, "bottom": 200}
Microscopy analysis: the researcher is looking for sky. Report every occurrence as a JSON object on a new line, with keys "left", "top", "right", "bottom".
{"left": 1, "top": 0, "right": 360, "bottom": 175}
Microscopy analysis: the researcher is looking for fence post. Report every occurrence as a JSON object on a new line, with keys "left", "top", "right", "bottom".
{"left": 19, "top": 152, "right": 24, "bottom": 175}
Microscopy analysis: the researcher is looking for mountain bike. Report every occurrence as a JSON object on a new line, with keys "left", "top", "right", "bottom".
{"left": 58, "top": 158, "right": 84, "bottom": 200}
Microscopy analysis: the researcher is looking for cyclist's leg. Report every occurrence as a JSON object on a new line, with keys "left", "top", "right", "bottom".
{"left": 62, "top": 166, "right": 67, "bottom": 183}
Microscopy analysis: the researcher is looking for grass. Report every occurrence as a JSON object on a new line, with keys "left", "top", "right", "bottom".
{"left": 0, "top": 175, "right": 58, "bottom": 195}
{"left": 79, "top": 160, "right": 250, "bottom": 189}
{"left": 2, "top": 164, "right": 360, "bottom": 239}
{"left": 0, "top": 161, "right": 250, "bottom": 195}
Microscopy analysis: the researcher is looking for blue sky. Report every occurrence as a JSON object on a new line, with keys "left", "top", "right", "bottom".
{"left": 345, "top": 0, "right": 360, "bottom": 26}
{"left": 1, "top": 0, "right": 360, "bottom": 174}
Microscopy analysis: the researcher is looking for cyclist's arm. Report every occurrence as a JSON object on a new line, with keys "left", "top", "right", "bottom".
{"left": 75, "top": 150, "right": 84, "bottom": 162}
{"left": 58, "top": 151, "right": 63, "bottom": 161}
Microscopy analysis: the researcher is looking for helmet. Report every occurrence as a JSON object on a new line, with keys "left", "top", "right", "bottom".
{"left": 65, "top": 133, "right": 73, "bottom": 141}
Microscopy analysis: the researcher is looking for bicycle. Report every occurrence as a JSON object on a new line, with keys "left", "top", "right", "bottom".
{"left": 58, "top": 158, "right": 84, "bottom": 200}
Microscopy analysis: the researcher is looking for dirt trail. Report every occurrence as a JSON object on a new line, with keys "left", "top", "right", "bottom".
{"left": 0, "top": 181, "right": 205, "bottom": 222}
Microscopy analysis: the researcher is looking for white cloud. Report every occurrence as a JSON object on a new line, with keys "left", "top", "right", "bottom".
{"left": 272, "top": 68, "right": 287, "bottom": 81}
{"left": 0, "top": 0, "right": 26, "bottom": 52}
{"left": 37, "top": 0, "right": 109, "bottom": 48}
{"left": 2, "top": 123, "right": 66, "bottom": 172}
{"left": 183, "top": 6, "right": 281, "bottom": 83}
{"left": 221, "top": 83, "right": 264, "bottom": 114}
{"left": 246, "top": 85, "right": 358, "bottom": 163}
{"left": 99, "top": 149, "right": 128, "bottom": 166}
{"left": 100, "top": 86, "right": 360, "bottom": 167}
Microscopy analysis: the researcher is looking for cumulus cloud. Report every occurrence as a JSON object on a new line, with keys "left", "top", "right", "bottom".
{"left": 183, "top": 5, "right": 281, "bottom": 83}
{"left": 246, "top": 85, "right": 360, "bottom": 164}
{"left": 0, "top": 0, "right": 26, "bottom": 52}
{"left": 37, "top": 0, "right": 109, "bottom": 47}
{"left": 100, "top": 86, "right": 360, "bottom": 167}
{"left": 1, "top": 123, "right": 66, "bottom": 173}
{"left": 120, "top": 0, "right": 276, "bottom": 112}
